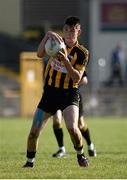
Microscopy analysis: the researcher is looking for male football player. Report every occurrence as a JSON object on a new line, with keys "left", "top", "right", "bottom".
{"left": 23, "top": 16, "right": 90, "bottom": 168}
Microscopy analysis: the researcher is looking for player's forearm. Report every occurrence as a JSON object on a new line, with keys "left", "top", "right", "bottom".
{"left": 64, "top": 59, "right": 81, "bottom": 83}
{"left": 37, "top": 35, "right": 48, "bottom": 58}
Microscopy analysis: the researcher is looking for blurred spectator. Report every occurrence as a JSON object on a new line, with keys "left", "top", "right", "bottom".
{"left": 108, "top": 41, "right": 127, "bottom": 86}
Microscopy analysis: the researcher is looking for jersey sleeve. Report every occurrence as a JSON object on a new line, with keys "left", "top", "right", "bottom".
{"left": 75, "top": 46, "right": 89, "bottom": 72}
{"left": 82, "top": 71, "right": 87, "bottom": 77}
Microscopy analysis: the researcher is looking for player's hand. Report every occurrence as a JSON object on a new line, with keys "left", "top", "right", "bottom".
{"left": 57, "top": 50, "right": 68, "bottom": 62}
{"left": 46, "top": 31, "right": 63, "bottom": 44}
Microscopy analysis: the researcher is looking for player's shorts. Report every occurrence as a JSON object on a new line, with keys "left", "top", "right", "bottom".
{"left": 79, "top": 92, "right": 83, "bottom": 117}
{"left": 38, "top": 85, "right": 80, "bottom": 115}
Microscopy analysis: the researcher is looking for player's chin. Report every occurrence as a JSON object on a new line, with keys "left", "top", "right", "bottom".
{"left": 65, "top": 38, "right": 76, "bottom": 44}
{"left": 64, "top": 37, "right": 71, "bottom": 41}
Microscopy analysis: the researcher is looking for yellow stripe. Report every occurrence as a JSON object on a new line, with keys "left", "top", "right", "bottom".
{"left": 75, "top": 64, "right": 85, "bottom": 71}
{"left": 55, "top": 71, "right": 62, "bottom": 88}
{"left": 73, "top": 82, "right": 78, "bottom": 88}
{"left": 70, "top": 53, "right": 77, "bottom": 65}
{"left": 64, "top": 74, "right": 70, "bottom": 89}
{"left": 67, "top": 47, "right": 73, "bottom": 54}
{"left": 44, "top": 62, "right": 50, "bottom": 78}
{"left": 48, "top": 67, "right": 54, "bottom": 85}
{"left": 45, "top": 57, "right": 53, "bottom": 78}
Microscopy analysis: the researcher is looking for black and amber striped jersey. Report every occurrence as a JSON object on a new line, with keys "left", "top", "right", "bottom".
{"left": 44, "top": 41, "right": 89, "bottom": 89}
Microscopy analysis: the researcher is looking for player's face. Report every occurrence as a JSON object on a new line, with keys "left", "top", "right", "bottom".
{"left": 63, "top": 24, "right": 81, "bottom": 46}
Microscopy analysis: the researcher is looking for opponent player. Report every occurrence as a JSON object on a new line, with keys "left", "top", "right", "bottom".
{"left": 52, "top": 73, "right": 96, "bottom": 158}
{"left": 23, "top": 16, "right": 90, "bottom": 168}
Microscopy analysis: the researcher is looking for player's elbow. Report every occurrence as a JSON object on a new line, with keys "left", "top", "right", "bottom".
{"left": 72, "top": 75, "right": 81, "bottom": 84}
{"left": 82, "top": 77, "right": 88, "bottom": 85}
{"left": 37, "top": 48, "right": 45, "bottom": 58}
{"left": 37, "top": 51, "right": 43, "bottom": 58}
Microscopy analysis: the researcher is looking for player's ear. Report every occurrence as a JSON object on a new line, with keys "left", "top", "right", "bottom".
{"left": 78, "top": 29, "right": 81, "bottom": 36}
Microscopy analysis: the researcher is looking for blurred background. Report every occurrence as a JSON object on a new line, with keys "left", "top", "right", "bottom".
{"left": 0, "top": 0, "right": 127, "bottom": 117}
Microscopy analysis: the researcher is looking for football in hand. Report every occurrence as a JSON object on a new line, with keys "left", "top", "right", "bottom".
{"left": 45, "top": 37, "right": 65, "bottom": 57}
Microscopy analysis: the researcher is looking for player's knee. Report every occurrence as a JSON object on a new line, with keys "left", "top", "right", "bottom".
{"left": 78, "top": 118, "right": 87, "bottom": 130}
{"left": 67, "top": 126, "right": 78, "bottom": 135}
{"left": 79, "top": 124, "right": 87, "bottom": 130}
{"left": 28, "top": 132, "right": 39, "bottom": 140}
{"left": 53, "top": 117, "right": 62, "bottom": 128}
{"left": 53, "top": 122, "right": 62, "bottom": 129}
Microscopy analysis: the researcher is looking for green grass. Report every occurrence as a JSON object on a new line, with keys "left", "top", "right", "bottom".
{"left": 0, "top": 116, "right": 127, "bottom": 179}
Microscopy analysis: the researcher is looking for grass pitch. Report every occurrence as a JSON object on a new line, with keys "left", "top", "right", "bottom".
{"left": 0, "top": 116, "right": 127, "bottom": 179}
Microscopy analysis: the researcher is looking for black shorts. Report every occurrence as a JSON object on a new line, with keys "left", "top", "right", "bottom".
{"left": 38, "top": 85, "right": 80, "bottom": 115}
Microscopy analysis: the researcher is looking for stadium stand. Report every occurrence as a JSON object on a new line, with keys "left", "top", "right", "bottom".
{"left": 81, "top": 86, "right": 127, "bottom": 117}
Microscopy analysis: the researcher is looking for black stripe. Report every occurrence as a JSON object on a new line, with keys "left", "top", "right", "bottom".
{"left": 69, "top": 78, "right": 73, "bottom": 88}
{"left": 51, "top": 70, "right": 57, "bottom": 87}
{"left": 59, "top": 73, "right": 66, "bottom": 88}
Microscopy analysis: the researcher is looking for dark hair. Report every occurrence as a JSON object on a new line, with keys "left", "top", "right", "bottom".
{"left": 64, "top": 16, "right": 80, "bottom": 26}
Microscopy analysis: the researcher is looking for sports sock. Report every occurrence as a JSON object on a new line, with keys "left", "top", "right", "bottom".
{"left": 74, "top": 145, "right": 84, "bottom": 155}
{"left": 59, "top": 146, "right": 65, "bottom": 151}
{"left": 80, "top": 128, "right": 91, "bottom": 146}
{"left": 27, "top": 151, "right": 36, "bottom": 162}
{"left": 77, "top": 148, "right": 84, "bottom": 155}
{"left": 27, "top": 158, "right": 35, "bottom": 163}
{"left": 53, "top": 127, "right": 64, "bottom": 147}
